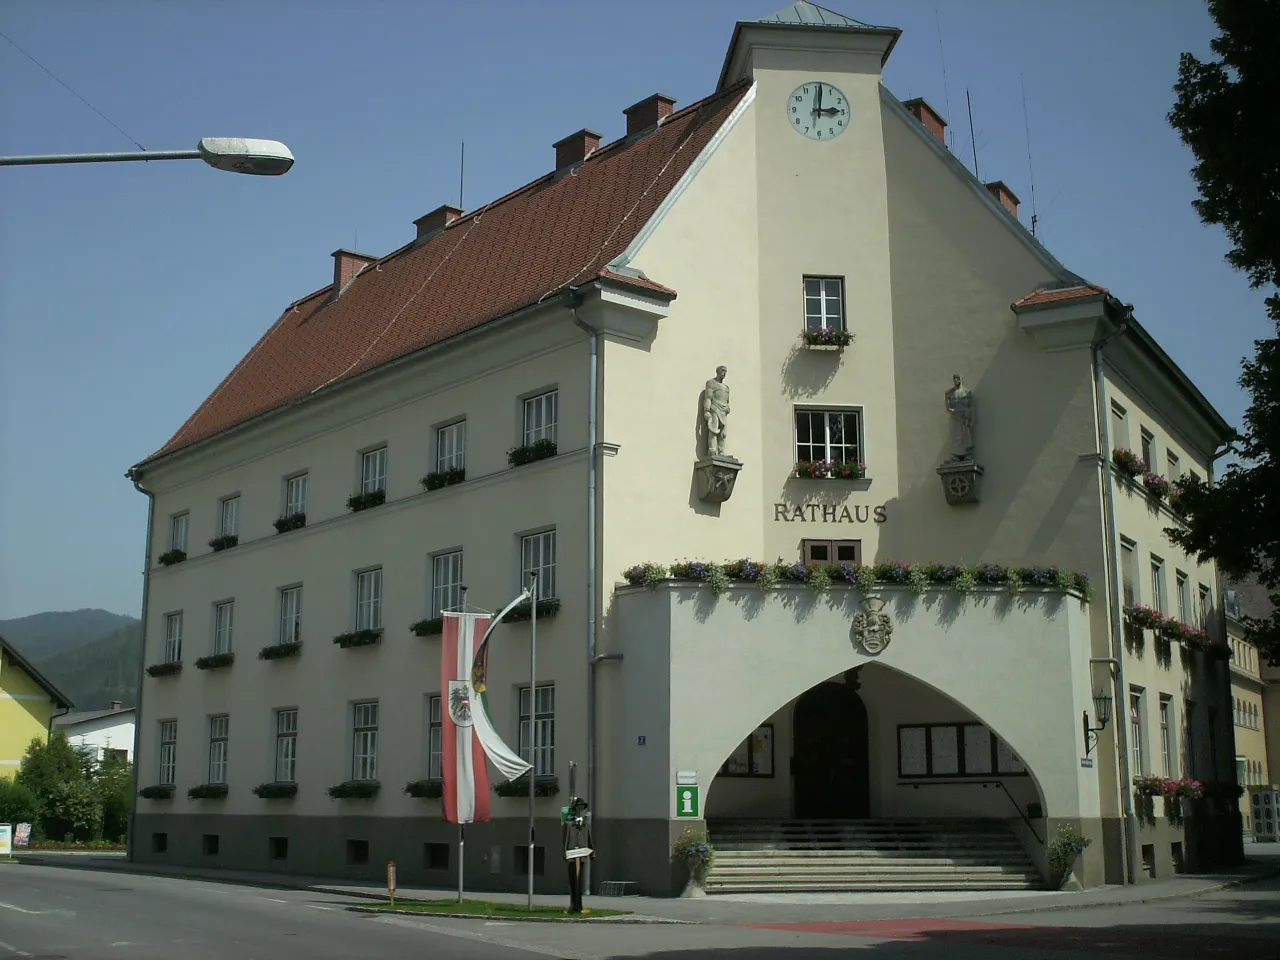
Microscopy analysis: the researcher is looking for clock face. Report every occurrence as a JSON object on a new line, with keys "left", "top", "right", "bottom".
{"left": 788, "top": 81, "right": 850, "bottom": 140}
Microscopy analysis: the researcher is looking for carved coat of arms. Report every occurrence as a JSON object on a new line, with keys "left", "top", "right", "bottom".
{"left": 448, "top": 680, "right": 474, "bottom": 727}
{"left": 852, "top": 596, "right": 893, "bottom": 655}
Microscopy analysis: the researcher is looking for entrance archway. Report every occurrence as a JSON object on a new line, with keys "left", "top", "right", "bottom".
{"left": 793, "top": 678, "right": 869, "bottom": 818}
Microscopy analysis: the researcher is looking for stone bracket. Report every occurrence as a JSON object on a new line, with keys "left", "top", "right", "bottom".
{"left": 695, "top": 456, "right": 743, "bottom": 504}
{"left": 937, "top": 459, "right": 985, "bottom": 505}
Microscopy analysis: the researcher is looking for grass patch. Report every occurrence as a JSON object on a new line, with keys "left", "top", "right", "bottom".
{"left": 358, "top": 898, "right": 629, "bottom": 919}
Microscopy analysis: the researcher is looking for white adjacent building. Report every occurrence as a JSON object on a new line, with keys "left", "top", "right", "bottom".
{"left": 126, "top": 2, "right": 1240, "bottom": 894}
{"left": 53, "top": 703, "right": 135, "bottom": 764}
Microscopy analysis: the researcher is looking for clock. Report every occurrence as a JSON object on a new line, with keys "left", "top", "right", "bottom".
{"left": 787, "top": 81, "right": 850, "bottom": 141}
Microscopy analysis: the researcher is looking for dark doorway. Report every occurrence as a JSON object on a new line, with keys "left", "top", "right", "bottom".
{"left": 793, "top": 681, "right": 870, "bottom": 818}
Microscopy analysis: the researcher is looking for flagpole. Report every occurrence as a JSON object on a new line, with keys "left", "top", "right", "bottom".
{"left": 458, "top": 585, "right": 467, "bottom": 903}
{"left": 527, "top": 572, "right": 538, "bottom": 912}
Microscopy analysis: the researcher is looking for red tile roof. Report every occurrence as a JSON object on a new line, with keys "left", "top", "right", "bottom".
{"left": 1010, "top": 283, "right": 1110, "bottom": 310}
{"left": 140, "top": 81, "right": 750, "bottom": 466}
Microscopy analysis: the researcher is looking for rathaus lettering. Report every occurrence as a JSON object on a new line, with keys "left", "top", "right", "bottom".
{"left": 773, "top": 504, "right": 888, "bottom": 523}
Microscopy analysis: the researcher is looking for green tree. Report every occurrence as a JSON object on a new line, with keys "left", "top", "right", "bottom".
{"left": 14, "top": 732, "right": 95, "bottom": 840}
{"left": 1167, "top": 0, "right": 1280, "bottom": 659}
{"left": 97, "top": 756, "right": 133, "bottom": 843}
{"left": 0, "top": 778, "right": 42, "bottom": 827}
{"left": 43, "top": 780, "right": 103, "bottom": 842}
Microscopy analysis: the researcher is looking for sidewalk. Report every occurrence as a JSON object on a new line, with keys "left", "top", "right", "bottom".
{"left": 14, "top": 844, "right": 1280, "bottom": 925}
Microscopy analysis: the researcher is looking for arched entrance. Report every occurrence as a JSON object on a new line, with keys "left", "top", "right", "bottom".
{"left": 792, "top": 677, "right": 869, "bottom": 818}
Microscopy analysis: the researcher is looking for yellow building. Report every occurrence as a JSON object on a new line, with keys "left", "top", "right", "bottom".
{"left": 1225, "top": 579, "right": 1276, "bottom": 831}
{"left": 0, "top": 634, "right": 74, "bottom": 778}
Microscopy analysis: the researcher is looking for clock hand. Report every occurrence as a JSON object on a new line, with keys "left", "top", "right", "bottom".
{"left": 817, "top": 84, "right": 824, "bottom": 114}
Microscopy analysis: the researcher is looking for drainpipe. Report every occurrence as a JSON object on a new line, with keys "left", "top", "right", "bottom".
{"left": 125, "top": 468, "right": 155, "bottom": 863}
{"left": 1092, "top": 303, "right": 1136, "bottom": 885}
{"left": 565, "top": 286, "right": 599, "bottom": 894}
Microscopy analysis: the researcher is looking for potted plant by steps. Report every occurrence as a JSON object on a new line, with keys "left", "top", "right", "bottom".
{"left": 1047, "top": 824, "right": 1092, "bottom": 890}
{"left": 672, "top": 828, "right": 715, "bottom": 898}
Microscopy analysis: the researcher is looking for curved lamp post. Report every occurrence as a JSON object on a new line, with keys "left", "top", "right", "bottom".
{"left": 0, "top": 137, "right": 294, "bottom": 175}
{"left": 1083, "top": 690, "right": 1115, "bottom": 757}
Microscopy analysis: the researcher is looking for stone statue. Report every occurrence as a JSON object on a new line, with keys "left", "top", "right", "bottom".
{"left": 703, "top": 365, "right": 731, "bottom": 458}
{"left": 944, "top": 374, "right": 975, "bottom": 460}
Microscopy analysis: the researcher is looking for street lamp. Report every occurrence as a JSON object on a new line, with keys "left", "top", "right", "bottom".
{"left": 0, "top": 137, "right": 294, "bottom": 175}
{"left": 1083, "top": 690, "right": 1114, "bottom": 757}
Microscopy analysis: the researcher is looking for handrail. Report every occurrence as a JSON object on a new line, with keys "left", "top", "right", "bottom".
{"left": 904, "top": 779, "right": 1043, "bottom": 844}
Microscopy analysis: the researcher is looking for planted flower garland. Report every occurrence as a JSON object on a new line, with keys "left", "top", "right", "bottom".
{"left": 328, "top": 780, "right": 380, "bottom": 800}
{"left": 504, "top": 598, "right": 561, "bottom": 622}
{"left": 508, "top": 438, "right": 557, "bottom": 467}
{"left": 187, "top": 783, "right": 228, "bottom": 800}
{"left": 800, "top": 328, "right": 853, "bottom": 347}
{"left": 146, "top": 661, "right": 182, "bottom": 678}
{"left": 1112, "top": 447, "right": 1145, "bottom": 480}
{"left": 494, "top": 776, "right": 560, "bottom": 798}
{"left": 404, "top": 779, "right": 444, "bottom": 799}
{"left": 258, "top": 640, "right": 303, "bottom": 660}
{"left": 138, "top": 784, "right": 174, "bottom": 800}
{"left": 1142, "top": 472, "right": 1172, "bottom": 501}
{"left": 1133, "top": 775, "right": 1205, "bottom": 799}
{"left": 194, "top": 652, "right": 235, "bottom": 671}
{"left": 410, "top": 617, "right": 444, "bottom": 637}
{"left": 333, "top": 628, "right": 382, "bottom": 649}
{"left": 252, "top": 782, "right": 298, "bottom": 799}
{"left": 1124, "top": 605, "right": 1225, "bottom": 656}
{"left": 157, "top": 549, "right": 187, "bottom": 567}
{"left": 421, "top": 468, "right": 466, "bottom": 490}
{"left": 208, "top": 534, "right": 239, "bottom": 551}
{"left": 274, "top": 512, "right": 306, "bottom": 533}
{"left": 793, "top": 459, "right": 865, "bottom": 480}
{"left": 347, "top": 490, "right": 386, "bottom": 512}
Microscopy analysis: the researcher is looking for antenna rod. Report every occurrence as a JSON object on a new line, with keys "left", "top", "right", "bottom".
{"left": 459, "top": 141, "right": 465, "bottom": 209}
{"left": 966, "top": 89, "right": 979, "bottom": 180}
{"left": 1020, "top": 73, "right": 1039, "bottom": 237}
{"left": 934, "top": 8, "right": 953, "bottom": 150}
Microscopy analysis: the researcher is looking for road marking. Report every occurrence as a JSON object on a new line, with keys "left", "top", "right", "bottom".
{"left": 261, "top": 897, "right": 289, "bottom": 903}
{"left": 0, "top": 940, "right": 32, "bottom": 957}
{"left": 0, "top": 902, "right": 45, "bottom": 915}
{"left": 372, "top": 915, "right": 602, "bottom": 959}
{"left": 305, "top": 904, "right": 333, "bottom": 911}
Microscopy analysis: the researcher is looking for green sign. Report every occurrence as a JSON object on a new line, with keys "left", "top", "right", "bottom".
{"left": 675, "top": 784, "right": 700, "bottom": 818}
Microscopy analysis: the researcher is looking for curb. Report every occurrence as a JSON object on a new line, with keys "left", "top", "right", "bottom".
{"left": 346, "top": 905, "right": 684, "bottom": 924}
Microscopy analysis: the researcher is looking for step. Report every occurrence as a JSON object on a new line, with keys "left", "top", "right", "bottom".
{"left": 705, "top": 879, "right": 1040, "bottom": 893}
{"left": 713, "top": 857, "right": 1035, "bottom": 870}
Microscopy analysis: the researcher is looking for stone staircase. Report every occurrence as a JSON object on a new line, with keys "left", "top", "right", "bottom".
{"left": 705, "top": 819, "right": 1044, "bottom": 893}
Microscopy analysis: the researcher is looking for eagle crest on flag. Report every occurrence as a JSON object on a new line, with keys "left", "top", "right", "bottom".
{"left": 448, "top": 680, "right": 474, "bottom": 727}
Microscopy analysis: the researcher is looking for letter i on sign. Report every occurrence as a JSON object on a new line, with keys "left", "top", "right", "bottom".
{"left": 675, "top": 784, "right": 700, "bottom": 818}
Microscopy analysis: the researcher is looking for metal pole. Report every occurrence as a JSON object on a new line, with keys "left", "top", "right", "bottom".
{"left": 458, "top": 823, "right": 464, "bottom": 902}
{"left": 528, "top": 572, "right": 538, "bottom": 912}
{"left": 0, "top": 149, "right": 202, "bottom": 166}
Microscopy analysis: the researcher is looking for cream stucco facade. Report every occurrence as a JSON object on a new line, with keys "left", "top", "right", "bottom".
{"left": 126, "top": 5, "right": 1241, "bottom": 894}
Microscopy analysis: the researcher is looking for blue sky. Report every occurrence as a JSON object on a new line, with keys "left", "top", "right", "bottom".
{"left": 0, "top": 1, "right": 1268, "bottom": 620}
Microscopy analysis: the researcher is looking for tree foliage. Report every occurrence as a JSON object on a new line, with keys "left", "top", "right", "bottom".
{"left": 0, "top": 778, "right": 42, "bottom": 826}
{"left": 1167, "top": 0, "right": 1280, "bottom": 660}
{"left": 12, "top": 732, "right": 129, "bottom": 842}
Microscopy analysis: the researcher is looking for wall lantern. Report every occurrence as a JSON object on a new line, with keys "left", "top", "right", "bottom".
{"left": 1082, "top": 690, "right": 1114, "bottom": 757}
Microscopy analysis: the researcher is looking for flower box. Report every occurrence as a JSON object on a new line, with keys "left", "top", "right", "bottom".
{"left": 347, "top": 490, "right": 386, "bottom": 512}
{"left": 422, "top": 468, "right": 466, "bottom": 491}
{"left": 508, "top": 438, "right": 558, "bottom": 467}
{"left": 273, "top": 512, "right": 306, "bottom": 533}
{"left": 503, "top": 599, "right": 561, "bottom": 623}
{"left": 800, "top": 328, "right": 853, "bottom": 348}
{"left": 404, "top": 779, "right": 444, "bottom": 799}
{"left": 1125, "top": 604, "right": 1167, "bottom": 631}
{"left": 258, "top": 641, "right": 303, "bottom": 661}
{"left": 195, "top": 652, "right": 235, "bottom": 671}
{"left": 157, "top": 549, "right": 187, "bottom": 567}
{"left": 252, "top": 782, "right": 298, "bottom": 799}
{"left": 208, "top": 534, "right": 239, "bottom": 552}
{"left": 328, "top": 780, "right": 380, "bottom": 800}
{"left": 1112, "top": 447, "right": 1145, "bottom": 480}
{"left": 793, "top": 459, "right": 865, "bottom": 480}
{"left": 1142, "top": 472, "right": 1171, "bottom": 501}
{"left": 333, "top": 628, "right": 383, "bottom": 649}
{"left": 493, "top": 776, "right": 560, "bottom": 798}
{"left": 138, "top": 784, "right": 174, "bottom": 800}
{"left": 187, "top": 783, "right": 228, "bottom": 800}
{"left": 146, "top": 661, "right": 182, "bottom": 678}
{"left": 410, "top": 618, "right": 444, "bottom": 637}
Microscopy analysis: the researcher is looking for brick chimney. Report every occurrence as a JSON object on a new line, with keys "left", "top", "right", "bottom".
{"left": 985, "top": 180, "right": 1020, "bottom": 218}
{"left": 331, "top": 249, "right": 375, "bottom": 297}
{"left": 414, "top": 204, "right": 463, "bottom": 241}
{"left": 110, "top": 701, "right": 122, "bottom": 711}
{"left": 902, "top": 98, "right": 947, "bottom": 145}
{"left": 554, "top": 129, "right": 602, "bottom": 171}
{"left": 623, "top": 94, "right": 677, "bottom": 136}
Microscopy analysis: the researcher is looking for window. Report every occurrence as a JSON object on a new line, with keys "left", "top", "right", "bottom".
{"left": 521, "top": 530, "right": 557, "bottom": 599}
{"left": 795, "top": 408, "right": 862, "bottom": 468}
{"left": 1140, "top": 428, "right": 1155, "bottom": 470}
{"left": 1130, "top": 688, "right": 1146, "bottom": 776}
{"left": 803, "top": 540, "right": 861, "bottom": 564}
{"left": 285, "top": 474, "right": 308, "bottom": 517}
{"left": 518, "top": 683, "right": 555, "bottom": 777}
{"left": 1110, "top": 401, "right": 1129, "bottom": 449}
{"left": 275, "top": 709, "right": 297, "bottom": 782}
{"left": 361, "top": 447, "right": 387, "bottom": 495}
{"left": 346, "top": 839, "right": 370, "bottom": 864}
{"left": 279, "top": 586, "right": 302, "bottom": 644}
{"left": 219, "top": 496, "right": 240, "bottom": 537}
{"left": 203, "top": 834, "right": 220, "bottom": 856}
{"left": 170, "top": 513, "right": 189, "bottom": 552}
{"left": 1199, "top": 584, "right": 1212, "bottom": 629}
{"left": 213, "top": 601, "right": 234, "bottom": 655}
{"left": 897, "top": 723, "right": 1026, "bottom": 778}
{"left": 424, "top": 842, "right": 449, "bottom": 870}
{"left": 208, "top": 715, "right": 229, "bottom": 785}
{"left": 269, "top": 836, "right": 289, "bottom": 861}
{"left": 355, "top": 568, "right": 383, "bottom": 631}
{"left": 1149, "top": 557, "right": 1165, "bottom": 614}
{"left": 152, "top": 832, "right": 168, "bottom": 853}
{"left": 436, "top": 421, "right": 466, "bottom": 473}
{"left": 522, "top": 390, "right": 558, "bottom": 446}
{"left": 719, "top": 724, "right": 775, "bottom": 777}
{"left": 1176, "top": 572, "right": 1191, "bottom": 625}
{"left": 1183, "top": 699, "right": 1196, "bottom": 778}
{"left": 803, "top": 276, "right": 845, "bottom": 333}
{"left": 431, "top": 551, "right": 463, "bottom": 619}
{"left": 1167, "top": 450, "right": 1181, "bottom": 478}
{"left": 158, "top": 720, "right": 177, "bottom": 785}
{"left": 1159, "top": 695, "right": 1174, "bottom": 777}
{"left": 164, "top": 612, "right": 183, "bottom": 662}
{"left": 1119, "top": 538, "right": 1138, "bottom": 607}
{"left": 428, "top": 696, "right": 443, "bottom": 780}
{"left": 352, "top": 701, "right": 378, "bottom": 781}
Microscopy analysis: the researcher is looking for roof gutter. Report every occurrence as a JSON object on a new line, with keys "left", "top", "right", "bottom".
{"left": 124, "top": 467, "right": 155, "bottom": 864}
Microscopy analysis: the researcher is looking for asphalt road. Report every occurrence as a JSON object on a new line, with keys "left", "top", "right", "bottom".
{"left": 2, "top": 861, "right": 1278, "bottom": 959}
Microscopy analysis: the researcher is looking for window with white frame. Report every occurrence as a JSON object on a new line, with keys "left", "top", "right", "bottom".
{"left": 802, "top": 276, "right": 845, "bottom": 333}
{"left": 431, "top": 551, "right": 463, "bottom": 619}
{"left": 213, "top": 601, "right": 234, "bottom": 655}
{"left": 285, "top": 474, "right": 308, "bottom": 517}
{"left": 1140, "top": 428, "right": 1155, "bottom": 471}
{"left": 518, "top": 683, "right": 555, "bottom": 777}
{"left": 275, "top": 709, "right": 297, "bottom": 782}
{"left": 1149, "top": 556, "right": 1165, "bottom": 614}
{"left": 158, "top": 720, "right": 177, "bottom": 785}
{"left": 355, "top": 569, "right": 383, "bottom": 631}
{"left": 1110, "top": 401, "right": 1129, "bottom": 449}
{"left": 352, "top": 701, "right": 379, "bottom": 781}
{"left": 1176, "top": 572, "right": 1191, "bottom": 624}
{"left": 1166, "top": 450, "right": 1181, "bottom": 478}
{"left": 1130, "top": 688, "right": 1146, "bottom": 775}
{"left": 428, "top": 695, "right": 443, "bottom": 780}
{"left": 802, "top": 539, "right": 861, "bottom": 564}
{"left": 208, "top": 715, "right": 229, "bottom": 784}
{"left": 795, "top": 409, "right": 862, "bottom": 469}
{"left": 219, "top": 496, "right": 240, "bottom": 537}
{"left": 522, "top": 390, "right": 558, "bottom": 446}
{"left": 521, "top": 531, "right": 557, "bottom": 599}
{"left": 436, "top": 421, "right": 466, "bottom": 473}
{"left": 1119, "top": 538, "right": 1137, "bottom": 607}
{"left": 279, "top": 586, "right": 302, "bottom": 644}
{"left": 361, "top": 447, "right": 387, "bottom": 495}
{"left": 170, "top": 513, "right": 189, "bottom": 552}
{"left": 164, "top": 612, "right": 183, "bottom": 662}
{"left": 1159, "top": 695, "right": 1175, "bottom": 777}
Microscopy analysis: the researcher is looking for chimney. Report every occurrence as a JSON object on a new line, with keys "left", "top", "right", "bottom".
{"left": 623, "top": 94, "right": 677, "bottom": 136}
{"left": 110, "top": 701, "right": 122, "bottom": 711}
{"left": 331, "top": 249, "right": 375, "bottom": 298}
{"left": 902, "top": 98, "right": 947, "bottom": 145}
{"left": 554, "top": 129, "right": 602, "bottom": 171}
{"left": 985, "top": 180, "right": 1020, "bottom": 218}
{"left": 414, "top": 204, "right": 463, "bottom": 241}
